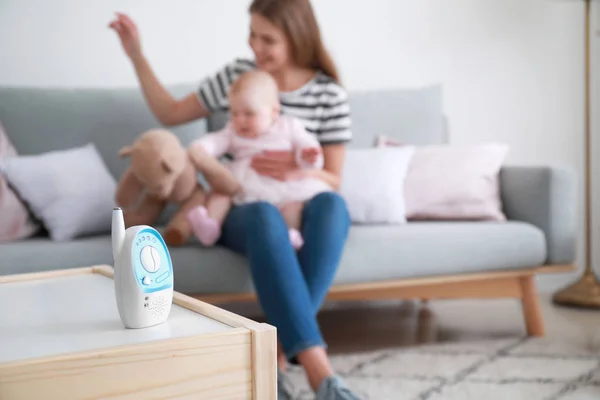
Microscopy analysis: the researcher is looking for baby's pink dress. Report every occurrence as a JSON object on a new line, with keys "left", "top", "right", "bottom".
{"left": 189, "top": 114, "right": 332, "bottom": 205}
{"left": 187, "top": 115, "right": 332, "bottom": 249}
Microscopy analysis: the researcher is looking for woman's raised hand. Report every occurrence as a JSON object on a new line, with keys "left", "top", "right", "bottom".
{"left": 108, "top": 12, "right": 142, "bottom": 61}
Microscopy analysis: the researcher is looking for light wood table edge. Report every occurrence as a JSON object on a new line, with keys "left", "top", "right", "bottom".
{"left": 0, "top": 327, "right": 249, "bottom": 370}
{"left": 0, "top": 265, "right": 96, "bottom": 284}
{"left": 1, "top": 264, "right": 277, "bottom": 400}
{"left": 0, "top": 328, "right": 255, "bottom": 399}
{"left": 94, "top": 265, "right": 277, "bottom": 399}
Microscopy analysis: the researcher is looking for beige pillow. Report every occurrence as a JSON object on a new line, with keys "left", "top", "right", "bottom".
{"left": 375, "top": 135, "right": 509, "bottom": 221}
{"left": 0, "top": 123, "right": 40, "bottom": 242}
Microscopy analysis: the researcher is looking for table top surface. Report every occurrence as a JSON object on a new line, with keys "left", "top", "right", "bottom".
{"left": 0, "top": 272, "right": 234, "bottom": 364}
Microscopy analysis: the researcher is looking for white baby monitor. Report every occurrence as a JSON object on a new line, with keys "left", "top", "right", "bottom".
{"left": 112, "top": 207, "right": 174, "bottom": 329}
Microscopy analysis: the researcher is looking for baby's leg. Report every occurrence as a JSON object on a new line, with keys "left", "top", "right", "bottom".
{"left": 187, "top": 193, "right": 232, "bottom": 246}
{"left": 207, "top": 193, "right": 233, "bottom": 224}
{"left": 280, "top": 201, "right": 303, "bottom": 229}
{"left": 279, "top": 201, "right": 305, "bottom": 250}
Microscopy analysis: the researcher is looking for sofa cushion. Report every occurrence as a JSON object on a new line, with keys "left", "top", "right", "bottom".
{"left": 375, "top": 139, "right": 510, "bottom": 222}
{"left": 340, "top": 146, "right": 415, "bottom": 224}
{"left": 0, "top": 234, "right": 114, "bottom": 276}
{"left": 0, "top": 121, "right": 40, "bottom": 242}
{"left": 338, "top": 221, "right": 546, "bottom": 284}
{"left": 0, "top": 221, "right": 546, "bottom": 295}
{"left": 0, "top": 233, "right": 257, "bottom": 294}
{"left": 1, "top": 143, "right": 117, "bottom": 241}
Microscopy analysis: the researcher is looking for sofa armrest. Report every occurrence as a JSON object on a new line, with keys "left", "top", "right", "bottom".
{"left": 500, "top": 165, "right": 578, "bottom": 265}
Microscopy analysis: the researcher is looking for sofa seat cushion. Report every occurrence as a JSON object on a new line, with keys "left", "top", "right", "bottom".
{"left": 0, "top": 221, "right": 546, "bottom": 295}
{"left": 0, "top": 235, "right": 256, "bottom": 295}
{"left": 338, "top": 221, "right": 546, "bottom": 285}
{"left": 0, "top": 234, "right": 114, "bottom": 276}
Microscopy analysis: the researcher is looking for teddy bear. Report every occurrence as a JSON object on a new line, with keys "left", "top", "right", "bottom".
{"left": 115, "top": 128, "right": 240, "bottom": 246}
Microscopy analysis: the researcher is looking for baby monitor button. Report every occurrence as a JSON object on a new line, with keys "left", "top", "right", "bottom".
{"left": 142, "top": 276, "right": 151, "bottom": 285}
{"left": 140, "top": 245, "right": 160, "bottom": 273}
{"left": 156, "top": 271, "right": 170, "bottom": 283}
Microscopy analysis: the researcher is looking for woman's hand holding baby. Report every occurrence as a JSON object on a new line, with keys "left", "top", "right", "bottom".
{"left": 251, "top": 148, "right": 323, "bottom": 181}
{"left": 301, "top": 147, "right": 321, "bottom": 164}
{"left": 251, "top": 150, "right": 300, "bottom": 181}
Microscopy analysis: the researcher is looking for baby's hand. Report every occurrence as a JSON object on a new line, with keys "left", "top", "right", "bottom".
{"left": 301, "top": 147, "right": 320, "bottom": 164}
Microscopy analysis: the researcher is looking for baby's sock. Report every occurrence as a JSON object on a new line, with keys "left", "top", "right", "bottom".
{"left": 288, "top": 228, "right": 304, "bottom": 250}
{"left": 187, "top": 205, "right": 221, "bottom": 246}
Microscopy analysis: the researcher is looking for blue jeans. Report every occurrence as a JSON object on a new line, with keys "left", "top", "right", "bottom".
{"left": 218, "top": 191, "right": 351, "bottom": 361}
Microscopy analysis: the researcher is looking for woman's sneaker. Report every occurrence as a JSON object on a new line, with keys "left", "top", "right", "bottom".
{"left": 316, "top": 375, "right": 362, "bottom": 400}
{"left": 277, "top": 368, "right": 294, "bottom": 400}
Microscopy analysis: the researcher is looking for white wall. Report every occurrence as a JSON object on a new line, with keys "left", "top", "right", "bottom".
{"left": 0, "top": 0, "right": 594, "bottom": 291}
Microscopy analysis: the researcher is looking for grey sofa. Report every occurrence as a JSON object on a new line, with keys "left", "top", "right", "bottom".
{"left": 0, "top": 83, "right": 577, "bottom": 335}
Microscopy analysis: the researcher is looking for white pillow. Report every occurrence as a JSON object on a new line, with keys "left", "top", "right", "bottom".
{"left": 0, "top": 143, "right": 117, "bottom": 241}
{"left": 374, "top": 135, "right": 509, "bottom": 221}
{"left": 339, "top": 146, "right": 415, "bottom": 224}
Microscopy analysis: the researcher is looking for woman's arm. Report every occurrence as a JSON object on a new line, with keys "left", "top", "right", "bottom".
{"left": 131, "top": 55, "right": 209, "bottom": 126}
{"left": 301, "top": 82, "right": 351, "bottom": 189}
{"left": 110, "top": 13, "right": 209, "bottom": 126}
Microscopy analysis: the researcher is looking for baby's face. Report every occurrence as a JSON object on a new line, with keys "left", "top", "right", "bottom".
{"left": 229, "top": 92, "right": 277, "bottom": 138}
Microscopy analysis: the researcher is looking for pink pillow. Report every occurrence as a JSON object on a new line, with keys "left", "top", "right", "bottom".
{"left": 0, "top": 122, "right": 40, "bottom": 242}
{"left": 375, "top": 135, "right": 508, "bottom": 221}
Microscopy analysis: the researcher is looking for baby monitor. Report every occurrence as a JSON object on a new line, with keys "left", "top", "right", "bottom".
{"left": 112, "top": 207, "right": 174, "bottom": 329}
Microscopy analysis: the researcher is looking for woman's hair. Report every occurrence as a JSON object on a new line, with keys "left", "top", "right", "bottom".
{"left": 249, "top": 0, "right": 340, "bottom": 83}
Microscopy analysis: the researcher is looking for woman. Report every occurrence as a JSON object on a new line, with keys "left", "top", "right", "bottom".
{"left": 109, "top": 1, "right": 359, "bottom": 399}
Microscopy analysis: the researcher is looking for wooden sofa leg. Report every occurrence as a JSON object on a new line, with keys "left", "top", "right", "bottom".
{"left": 520, "top": 275, "right": 545, "bottom": 337}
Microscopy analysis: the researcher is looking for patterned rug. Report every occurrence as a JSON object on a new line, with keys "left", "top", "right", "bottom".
{"left": 283, "top": 336, "right": 600, "bottom": 400}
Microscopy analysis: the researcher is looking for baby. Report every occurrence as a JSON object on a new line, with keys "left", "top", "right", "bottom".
{"left": 186, "top": 70, "right": 332, "bottom": 249}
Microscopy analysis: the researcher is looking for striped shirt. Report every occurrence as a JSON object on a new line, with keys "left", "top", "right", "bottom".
{"left": 196, "top": 58, "right": 352, "bottom": 146}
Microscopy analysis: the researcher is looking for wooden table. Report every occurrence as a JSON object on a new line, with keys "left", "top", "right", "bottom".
{"left": 0, "top": 265, "right": 276, "bottom": 399}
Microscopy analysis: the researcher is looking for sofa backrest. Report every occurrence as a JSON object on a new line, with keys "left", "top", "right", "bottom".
{"left": 0, "top": 84, "right": 207, "bottom": 181}
{"left": 206, "top": 84, "right": 448, "bottom": 149}
{"left": 0, "top": 83, "right": 447, "bottom": 181}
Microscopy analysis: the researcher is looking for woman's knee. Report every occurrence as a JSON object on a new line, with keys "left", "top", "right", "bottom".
{"left": 307, "top": 191, "right": 350, "bottom": 222}
{"left": 242, "top": 201, "right": 288, "bottom": 234}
